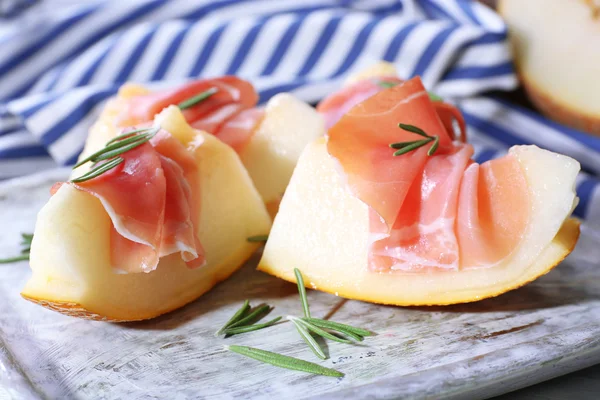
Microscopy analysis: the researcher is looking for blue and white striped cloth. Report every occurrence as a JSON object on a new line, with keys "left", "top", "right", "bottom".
{"left": 1, "top": 0, "right": 599, "bottom": 226}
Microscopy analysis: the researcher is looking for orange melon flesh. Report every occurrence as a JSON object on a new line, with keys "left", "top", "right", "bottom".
{"left": 22, "top": 107, "right": 271, "bottom": 321}
{"left": 258, "top": 139, "right": 580, "bottom": 305}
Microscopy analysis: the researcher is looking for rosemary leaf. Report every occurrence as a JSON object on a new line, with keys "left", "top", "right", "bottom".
{"left": 378, "top": 80, "right": 397, "bottom": 89}
{"left": 428, "top": 92, "right": 443, "bottom": 102}
{"left": 216, "top": 300, "right": 250, "bottom": 336}
{"left": 398, "top": 123, "right": 429, "bottom": 138}
{"left": 294, "top": 268, "right": 311, "bottom": 318}
{"left": 21, "top": 233, "right": 33, "bottom": 242}
{"left": 178, "top": 87, "right": 218, "bottom": 110}
{"left": 227, "top": 304, "right": 271, "bottom": 329}
{"left": 71, "top": 157, "right": 124, "bottom": 183}
{"left": 0, "top": 255, "right": 29, "bottom": 264}
{"left": 247, "top": 235, "right": 269, "bottom": 242}
{"left": 106, "top": 127, "right": 154, "bottom": 146}
{"left": 393, "top": 139, "right": 432, "bottom": 156}
{"left": 20, "top": 247, "right": 31, "bottom": 254}
{"left": 389, "top": 139, "right": 427, "bottom": 149}
{"left": 427, "top": 136, "right": 440, "bottom": 156}
{"left": 303, "top": 318, "right": 373, "bottom": 338}
{"left": 289, "top": 317, "right": 327, "bottom": 360}
{"left": 92, "top": 134, "right": 154, "bottom": 163}
{"left": 226, "top": 345, "right": 343, "bottom": 377}
{"left": 295, "top": 318, "right": 352, "bottom": 344}
{"left": 74, "top": 127, "right": 158, "bottom": 169}
{"left": 223, "top": 317, "right": 282, "bottom": 336}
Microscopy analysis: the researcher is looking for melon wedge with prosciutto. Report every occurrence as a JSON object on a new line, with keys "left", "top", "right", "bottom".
{"left": 259, "top": 78, "right": 580, "bottom": 305}
{"left": 22, "top": 106, "right": 271, "bottom": 321}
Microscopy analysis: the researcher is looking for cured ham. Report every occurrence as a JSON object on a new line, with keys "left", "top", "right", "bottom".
{"left": 327, "top": 76, "right": 530, "bottom": 271}
{"left": 54, "top": 128, "right": 204, "bottom": 273}
{"left": 117, "top": 77, "right": 262, "bottom": 153}
{"left": 318, "top": 76, "right": 467, "bottom": 142}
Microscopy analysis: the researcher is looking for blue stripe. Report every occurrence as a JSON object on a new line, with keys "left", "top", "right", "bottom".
{"left": 412, "top": 24, "right": 456, "bottom": 77}
{"left": 0, "top": 145, "right": 49, "bottom": 159}
{"left": 297, "top": 16, "right": 342, "bottom": 76}
{"left": 420, "top": 0, "right": 455, "bottom": 21}
{"left": 261, "top": 16, "right": 303, "bottom": 75}
{"left": 461, "top": 110, "right": 523, "bottom": 147}
{"left": 0, "top": 5, "right": 99, "bottom": 79}
{"left": 40, "top": 89, "right": 116, "bottom": 147}
{"left": 114, "top": 27, "right": 157, "bottom": 83}
{"left": 382, "top": 22, "right": 418, "bottom": 62}
{"left": 75, "top": 35, "right": 122, "bottom": 87}
{"left": 469, "top": 31, "right": 506, "bottom": 45}
{"left": 258, "top": 82, "right": 306, "bottom": 103}
{"left": 190, "top": 24, "right": 227, "bottom": 77}
{"left": 182, "top": 0, "right": 244, "bottom": 20}
{"left": 64, "top": 146, "right": 85, "bottom": 166}
{"left": 457, "top": 0, "right": 481, "bottom": 25}
{"left": 225, "top": 20, "right": 267, "bottom": 75}
{"left": 332, "top": 18, "right": 380, "bottom": 78}
{"left": 474, "top": 148, "right": 498, "bottom": 163}
{"left": 5, "top": 1, "right": 165, "bottom": 100}
{"left": 151, "top": 27, "right": 187, "bottom": 80}
{"left": 492, "top": 98, "right": 600, "bottom": 154}
{"left": 574, "top": 178, "right": 598, "bottom": 218}
{"left": 444, "top": 61, "right": 513, "bottom": 80}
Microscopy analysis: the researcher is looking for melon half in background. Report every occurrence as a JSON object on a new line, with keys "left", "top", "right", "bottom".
{"left": 500, "top": 0, "right": 600, "bottom": 135}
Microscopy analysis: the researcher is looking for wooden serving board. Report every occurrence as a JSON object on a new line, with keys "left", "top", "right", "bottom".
{"left": 1, "top": 170, "right": 600, "bottom": 400}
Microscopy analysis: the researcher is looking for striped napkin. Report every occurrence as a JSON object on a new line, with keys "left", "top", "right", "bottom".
{"left": 1, "top": 0, "right": 599, "bottom": 227}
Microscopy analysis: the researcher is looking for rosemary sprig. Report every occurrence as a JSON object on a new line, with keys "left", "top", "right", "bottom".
{"left": 289, "top": 317, "right": 327, "bottom": 360}
{"left": 216, "top": 300, "right": 251, "bottom": 335}
{"left": 0, "top": 233, "right": 33, "bottom": 264}
{"left": 247, "top": 235, "right": 269, "bottom": 242}
{"left": 294, "top": 317, "right": 352, "bottom": 344}
{"left": 390, "top": 123, "right": 440, "bottom": 157}
{"left": 71, "top": 126, "right": 160, "bottom": 183}
{"left": 226, "top": 345, "right": 343, "bottom": 377}
{"left": 178, "top": 87, "right": 218, "bottom": 111}
{"left": 376, "top": 80, "right": 443, "bottom": 102}
{"left": 216, "top": 301, "right": 281, "bottom": 337}
{"left": 303, "top": 318, "right": 373, "bottom": 338}
{"left": 226, "top": 304, "right": 271, "bottom": 330}
{"left": 222, "top": 317, "right": 282, "bottom": 335}
{"left": 294, "top": 268, "right": 311, "bottom": 318}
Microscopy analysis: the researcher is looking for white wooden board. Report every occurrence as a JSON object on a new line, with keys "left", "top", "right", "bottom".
{"left": 1, "top": 170, "right": 600, "bottom": 400}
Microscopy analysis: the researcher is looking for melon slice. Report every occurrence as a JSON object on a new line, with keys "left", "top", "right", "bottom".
{"left": 239, "top": 93, "right": 325, "bottom": 213}
{"left": 22, "top": 107, "right": 271, "bottom": 321}
{"left": 500, "top": 0, "right": 600, "bottom": 134}
{"left": 258, "top": 139, "right": 580, "bottom": 305}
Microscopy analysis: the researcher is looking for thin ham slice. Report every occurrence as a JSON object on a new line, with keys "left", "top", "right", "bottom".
{"left": 56, "top": 128, "right": 204, "bottom": 273}
{"left": 327, "top": 76, "right": 530, "bottom": 272}
{"left": 318, "top": 76, "right": 466, "bottom": 142}
{"left": 116, "top": 77, "right": 261, "bottom": 153}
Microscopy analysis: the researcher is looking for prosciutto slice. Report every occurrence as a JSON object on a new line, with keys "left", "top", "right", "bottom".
{"left": 327, "top": 77, "right": 530, "bottom": 272}
{"left": 117, "top": 76, "right": 261, "bottom": 153}
{"left": 318, "top": 76, "right": 466, "bottom": 142}
{"left": 55, "top": 128, "right": 204, "bottom": 273}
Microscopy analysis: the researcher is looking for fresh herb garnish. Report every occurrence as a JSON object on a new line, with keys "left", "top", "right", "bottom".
{"left": 215, "top": 301, "right": 281, "bottom": 337}
{"left": 289, "top": 268, "right": 374, "bottom": 358}
{"left": 247, "top": 235, "right": 269, "bottom": 242}
{"left": 389, "top": 123, "right": 440, "bottom": 156}
{"left": 178, "top": 87, "right": 218, "bottom": 111}
{"left": 226, "top": 345, "right": 344, "bottom": 377}
{"left": 71, "top": 126, "right": 160, "bottom": 183}
{"left": 0, "top": 233, "right": 33, "bottom": 264}
{"left": 377, "top": 80, "right": 443, "bottom": 102}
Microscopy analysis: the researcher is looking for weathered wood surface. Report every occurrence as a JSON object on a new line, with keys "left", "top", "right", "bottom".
{"left": 1, "top": 170, "right": 600, "bottom": 400}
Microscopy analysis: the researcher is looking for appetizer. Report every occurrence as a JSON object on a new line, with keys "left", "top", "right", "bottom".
{"left": 259, "top": 75, "right": 580, "bottom": 305}
{"left": 90, "top": 77, "right": 324, "bottom": 214}
{"left": 22, "top": 106, "right": 271, "bottom": 321}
